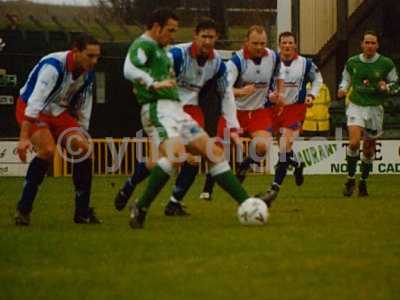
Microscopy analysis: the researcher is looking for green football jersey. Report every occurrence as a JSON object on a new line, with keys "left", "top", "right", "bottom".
{"left": 126, "top": 34, "right": 179, "bottom": 105}
{"left": 346, "top": 54, "right": 399, "bottom": 106}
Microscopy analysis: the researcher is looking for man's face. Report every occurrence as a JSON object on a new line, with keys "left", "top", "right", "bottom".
{"left": 193, "top": 28, "right": 218, "bottom": 56}
{"left": 361, "top": 34, "right": 379, "bottom": 58}
{"left": 245, "top": 31, "right": 267, "bottom": 58}
{"left": 279, "top": 35, "right": 296, "bottom": 58}
{"left": 157, "top": 18, "right": 179, "bottom": 46}
{"left": 74, "top": 44, "right": 101, "bottom": 71}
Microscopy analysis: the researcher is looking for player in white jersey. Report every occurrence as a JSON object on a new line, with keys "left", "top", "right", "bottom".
{"left": 14, "top": 34, "right": 102, "bottom": 226}
{"left": 164, "top": 18, "right": 241, "bottom": 215}
{"left": 259, "top": 31, "right": 323, "bottom": 206}
{"left": 200, "top": 25, "right": 284, "bottom": 200}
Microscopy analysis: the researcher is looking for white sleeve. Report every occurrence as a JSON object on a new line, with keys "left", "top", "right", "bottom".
{"left": 123, "top": 51, "right": 155, "bottom": 88}
{"left": 276, "top": 65, "right": 284, "bottom": 81}
{"left": 339, "top": 67, "right": 351, "bottom": 92}
{"left": 274, "top": 52, "right": 284, "bottom": 80}
{"left": 24, "top": 65, "right": 59, "bottom": 119}
{"left": 221, "top": 86, "right": 240, "bottom": 129}
{"left": 226, "top": 60, "right": 239, "bottom": 88}
{"left": 77, "top": 83, "right": 93, "bottom": 130}
{"left": 308, "top": 62, "right": 323, "bottom": 97}
{"left": 387, "top": 67, "right": 399, "bottom": 82}
{"left": 386, "top": 66, "right": 400, "bottom": 95}
{"left": 217, "top": 61, "right": 239, "bottom": 129}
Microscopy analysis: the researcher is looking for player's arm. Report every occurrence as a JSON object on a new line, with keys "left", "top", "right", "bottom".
{"left": 17, "top": 120, "right": 33, "bottom": 162}
{"left": 226, "top": 56, "right": 256, "bottom": 98}
{"left": 77, "top": 80, "right": 94, "bottom": 131}
{"left": 233, "top": 85, "right": 257, "bottom": 97}
{"left": 17, "top": 65, "right": 58, "bottom": 162}
{"left": 338, "top": 63, "right": 351, "bottom": 99}
{"left": 217, "top": 61, "right": 241, "bottom": 143}
{"left": 274, "top": 79, "right": 284, "bottom": 97}
{"left": 24, "top": 64, "right": 58, "bottom": 122}
{"left": 269, "top": 54, "right": 285, "bottom": 105}
{"left": 169, "top": 46, "right": 184, "bottom": 78}
{"left": 123, "top": 43, "right": 175, "bottom": 90}
{"left": 379, "top": 63, "right": 400, "bottom": 95}
{"left": 306, "top": 61, "right": 323, "bottom": 106}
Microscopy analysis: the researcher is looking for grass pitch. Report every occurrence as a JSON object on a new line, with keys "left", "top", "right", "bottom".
{"left": 1, "top": 175, "right": 399, "bottom": 299}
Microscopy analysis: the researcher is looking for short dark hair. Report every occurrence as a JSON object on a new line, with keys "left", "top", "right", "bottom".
{"left": 362, "top": 30, "right": 380, "bottom": 42}
{"left": 71, "top": 33, "right": 100, "bottom": 51}
{"left": 147, "top": 8, "right": 179, "bottom": 30}
{"left": 278, "top": 31, "right": 297, "bottom": 43}
{"left": 195, "top": 17, "right": 217, "bottom": 34}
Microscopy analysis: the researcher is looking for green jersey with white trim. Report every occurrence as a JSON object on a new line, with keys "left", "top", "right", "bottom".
{"left": 344, "top": 54, "right": 399, "bottom": 106}
{"left": 124, "top": 34, "right": 179, "bottom": 105}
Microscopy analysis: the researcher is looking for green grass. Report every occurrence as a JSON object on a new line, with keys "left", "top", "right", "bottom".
{"left": 1, "top": 175, "right": 400, "bottom": 299}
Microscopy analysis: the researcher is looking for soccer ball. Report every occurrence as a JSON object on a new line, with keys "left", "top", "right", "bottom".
{"left": 237, "top": 197, "right": 269, "bottom": 226}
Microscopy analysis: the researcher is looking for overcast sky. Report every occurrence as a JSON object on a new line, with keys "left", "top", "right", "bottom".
{"left": 29, "top": 0, "right": 95, "bottom": 6}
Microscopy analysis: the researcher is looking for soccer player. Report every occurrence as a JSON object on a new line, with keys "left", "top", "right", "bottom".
{"left": 200, "top": 25, "right": 284, "bottom": 200}
{"left": 14, "top": 34, "right": 102, "bottom": 226}
{"left": 121, "top": 9, "right": 252, "bottom": 229}
{"left": 259, "top": 31, "right": 323, "bottom": 206}
{"left": 163, "top": 18, "right": 241, "bottom": 215}
{"left": 338, "top": 30, "right": 399, "bottom": 197}
{"left": 114, "top": 18, "right": 240, "bottom": 216}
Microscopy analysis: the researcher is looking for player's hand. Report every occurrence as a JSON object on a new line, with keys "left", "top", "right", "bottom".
{"left": 337, "top": 89, "right": 347, "bottom": 99}
{"left": 277, "top": 93, "right": 286, "bottom": 106}
{"left": 305, "top": 95, "right": 314, "bottom": 107}
{"left": 0, "top": 38, "right": 5, "bottom": 52}
{"left": 229, "top": 131, "right": 241, "bottom": 146}
{"left": 17, "top": 138, "right": 32, "bottom": 162}
{"left": 240, "top": 84, "right": 257, "bottom": 96}
{"left": 152, "top": 79, "right": 176, "bottom": 90}
{"left": 269, "top": 91, "right": 286, "bottom": 106}
{"left": 378, "top": 80, "right": 388, "bottom": 92}
{"left": 268, "top": 91, "right": 279, "bottom": 103}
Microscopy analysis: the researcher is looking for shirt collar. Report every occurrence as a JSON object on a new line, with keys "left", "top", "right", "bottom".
{"left": 360, "top": 53, "right": 380, "bottom": 63}
{"left": 281, "top": 52, "right": 299, "bottom": 66}
{"left": 66, "top": 51, "right": 76, "bottom": 72}
{"left": 67, "top": 50, "right": 85, "bottom": 78}
{"left": 190, "top": 42, "right": 215, "bottom": 60}
{"left": 243, "top": 47, "right": 268, "bottom": 60}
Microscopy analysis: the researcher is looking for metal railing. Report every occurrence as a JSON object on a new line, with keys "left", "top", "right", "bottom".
{"left": 53, "top": 137, "right": 271, "bottom": 177}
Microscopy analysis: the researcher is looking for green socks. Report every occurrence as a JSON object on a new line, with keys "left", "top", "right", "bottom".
{"left": 210, "top": 162, "right": 249, "bottom": 204}
{"left": 137, "top": 160, "right": 173, "bottom": 209}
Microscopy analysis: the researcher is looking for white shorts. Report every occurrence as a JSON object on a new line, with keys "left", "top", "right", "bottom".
{"left": 141, "top": 100, "right": 206, "bottom": 146}
{"left": 346, "top": 102, "right": 384, "bottom": 138}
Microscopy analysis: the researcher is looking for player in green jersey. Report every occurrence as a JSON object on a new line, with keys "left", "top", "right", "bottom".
{"left": 338, "top": 30, "right": 399, "bottom": 197}
{"left": 122, "top": 9, "right": 252, "bottom": 229}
